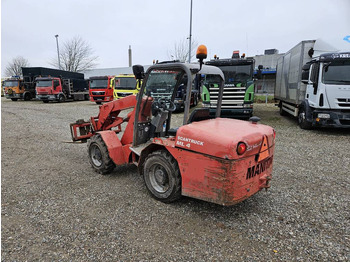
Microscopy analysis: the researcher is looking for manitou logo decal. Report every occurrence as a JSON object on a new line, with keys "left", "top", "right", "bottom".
{"left": 246, "top": 157, "right": 273, "bottom": 179}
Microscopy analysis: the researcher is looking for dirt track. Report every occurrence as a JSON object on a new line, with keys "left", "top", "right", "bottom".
{"left": 2, "top": 98, "right": 349, "bottom": 261}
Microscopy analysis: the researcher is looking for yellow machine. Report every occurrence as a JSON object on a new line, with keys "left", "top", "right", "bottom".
{"left": 3, "top": 77, "right": 25, "bottom": 101}
{"left": 112, "top": 74, "right": 140, "bottom": 100}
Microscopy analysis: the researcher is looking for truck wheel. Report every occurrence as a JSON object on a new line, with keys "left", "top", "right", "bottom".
{"left": 143, "top": 150, "right": 181, "bottom": 203}
{"left": 298, "top": 108, "right": 312, "bottom": 129}
{"left": 43, "top": 100, "right": 49, "bottom": 103}
{"left": 88, "top": 135, "right": 115, "bottom": 174}
{"left": 24, "top": 93, "right": 31, "bottom": 101}
{"left": 11, "top": 98, "right": 18, "bottom": 101}
{"left": 58, "top": 94, "right": 66, "bottom": 103}
{"left": 279, "top": 105, "right": 287, "bottom": 116}
{"left": 96, "top": 102, "right": 102, "bottom": 105}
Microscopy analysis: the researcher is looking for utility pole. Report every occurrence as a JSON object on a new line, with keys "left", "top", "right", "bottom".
{"left": 55, "top": 35, "right": 61, "bottom": 70}
{"left": 128, "top": 45, "right": 132, "bottom": 67}
{"left": 188, "top": 0, "right": 193, "bottom": 63}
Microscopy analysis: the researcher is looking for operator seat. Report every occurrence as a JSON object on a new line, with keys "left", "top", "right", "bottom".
{"left": 167, "top": 108, "right": 212, "bottom": 136}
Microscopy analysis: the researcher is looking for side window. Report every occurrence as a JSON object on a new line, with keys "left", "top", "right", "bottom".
{"left": 310, "top": 63, "right": 319, "bottom": 83}
{"left": 54, "top": 80, "right": 59, "bottom": 87}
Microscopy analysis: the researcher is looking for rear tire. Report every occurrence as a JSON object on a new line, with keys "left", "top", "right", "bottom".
{"left": 279, "top": 105, "right": 287, "bottom": 116}
{"left": 96, "top": 102, "right": 102, "bottom": 105}
{"left": 11, "top": 98, "right": 18, "bottom": 101}
{"left": 298, "top": 107, "right": 312, "bottom": 129}
{"left": 88, "top": 134, "right": 115, "bottom": 174}
{"left": 43, "top": 100, "right": 49, "bottom": 103}
{"left": 143, "top": 150, "right": 181, "bottom": 203}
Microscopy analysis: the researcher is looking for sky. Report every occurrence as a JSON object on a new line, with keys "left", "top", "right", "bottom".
{"left": 1, "top": 0, "right": 350, "bottom": 75}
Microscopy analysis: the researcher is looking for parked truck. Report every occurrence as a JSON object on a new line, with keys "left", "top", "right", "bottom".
{"left": 113, "top": 74, "right": 139, "bottom": 99}
{"left": 89, "top": 75, "right": 114, "bottom": 104}
{"left": 205, "top": 51, "right": 259, "bottom": 119}
{"left": 275, "top": 40, "right": 350, "bottom": 129}
{"left": 3, "top": 74, "right": 36, "bottom": 101}
{"left": 23, "top": 67, "right": 89, "bottom": 103}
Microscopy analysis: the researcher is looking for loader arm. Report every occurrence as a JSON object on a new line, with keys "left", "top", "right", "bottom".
{"left": 70, "top": 95, "right": 137, "bottom": 142}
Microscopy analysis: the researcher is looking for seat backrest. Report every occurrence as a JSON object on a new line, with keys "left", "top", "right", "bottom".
{"left": 187, "top": 108, "right": 211, "bottom": 124}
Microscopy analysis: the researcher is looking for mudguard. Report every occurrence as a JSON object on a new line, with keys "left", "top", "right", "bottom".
{"left": 99, "top": 131, "right": 128, "bottom": 165}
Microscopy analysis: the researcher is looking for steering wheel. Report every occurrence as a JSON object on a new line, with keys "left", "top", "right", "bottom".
{"left": 152, "top": 98, "right": 176, "bottom": 115}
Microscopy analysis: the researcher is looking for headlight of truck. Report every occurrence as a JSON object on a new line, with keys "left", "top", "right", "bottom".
{"left": 243, "top": 104, "right": 253, "bottom": 108}
{"left": 202, "top": 102, "right": 210, "bottom": 108}
{"left": 318, "top": 113, "right": 330, "bottom": 119}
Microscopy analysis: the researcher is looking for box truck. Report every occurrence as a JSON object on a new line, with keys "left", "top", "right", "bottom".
{"left": 275, "top": 40, "right": 350, "bottom": 128}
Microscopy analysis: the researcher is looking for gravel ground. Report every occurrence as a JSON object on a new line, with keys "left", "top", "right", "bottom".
{"left": 2, "top": 97, "right": 349, "bottom": 261}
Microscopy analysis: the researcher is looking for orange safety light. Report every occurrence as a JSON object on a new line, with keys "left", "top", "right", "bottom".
{"left": 196, "top": 45, "right": 207, "bottom": 60}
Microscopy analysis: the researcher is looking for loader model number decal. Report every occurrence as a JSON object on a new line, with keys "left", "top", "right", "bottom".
{"left": 246, "top": 157, "right": 273, "bottom": 179}
{"left": 176, "top": 136, "right": 204, "bottom": 149}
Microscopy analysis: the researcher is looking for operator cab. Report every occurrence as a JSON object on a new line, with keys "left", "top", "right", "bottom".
{"left": 132, "top": 54, "right": 225, "bottom": 147}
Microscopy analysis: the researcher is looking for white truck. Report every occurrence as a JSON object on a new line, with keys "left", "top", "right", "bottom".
{"left": 275, "top": 39, "right": 350, "bottom": 129}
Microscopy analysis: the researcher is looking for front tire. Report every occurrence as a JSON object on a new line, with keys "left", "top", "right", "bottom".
{"left": 58, "top": 94, "right": 66, "bottom": 103}
{"left": 88, "top": 134, "right": 116, "bottom": 174}
{"left": 143, "top": 150, "right": 181, "bottom": 203}
{"left": 11, "top": 98, "right": 18, "bottom": 101}
{"left": 298, "top": 107, "right": 312, "bottom": 129}
{"left": 24, "top": 92, "right": 31, "bottom": 101}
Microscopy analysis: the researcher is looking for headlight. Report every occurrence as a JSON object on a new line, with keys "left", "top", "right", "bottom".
{"left": 202, "top": 103, "right": 210, "bottom": 108}
{"left": 318, "top": 113, "right": 330, "bottom": 119}
{"left": 243, "top": 104, "right": 253, "bottom": 108}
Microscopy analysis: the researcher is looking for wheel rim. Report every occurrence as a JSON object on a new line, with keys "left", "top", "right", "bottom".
{"left": 149, "top": 164, "right": 170, "bottom": 193}
{"left": 90, "top": 144, "right": 103, "bottom": 167}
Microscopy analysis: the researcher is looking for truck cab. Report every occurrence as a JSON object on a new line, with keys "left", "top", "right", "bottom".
{"left": 205, "top": 52, "right": 256, "bottom": 119}
{"left": 36, "top": 77, "right": 65, "bottom": 102}
{"left": 300, "top": 52, "right": 350, "bottom": 128}
{"left": 3, "top": 76, "right": 34, "bottom": 101}
{"left": 113, "top": 74, "right": 139, "bottom": 99}
{"left": 89, "top": 76, "right": 114, "bottom": 104}
{"left": 3, "top": 77, "right": 23, "bottom": 101}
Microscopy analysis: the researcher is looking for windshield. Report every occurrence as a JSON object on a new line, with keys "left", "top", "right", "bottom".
{"left": 144, "top": 70, "right": 183, "bottom": 100}
{"left": 322, "top": 61, "right": 350, "bottom": 85}
{"left": 218, "top": 65, "right": 252, "bottom": 85}
{"left": 115, "top": 77, "right": 137, "bottom": 90}
{"left": 3, "top": 80, "right": 19, "bottom": 87}
{"left": 36, "top": 80, "right": 52, "bottom": 87}
{"left": 90, "top": 79, "right": 108, "bottom": 89}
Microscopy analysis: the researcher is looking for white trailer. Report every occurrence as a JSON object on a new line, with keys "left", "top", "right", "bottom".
{"left": 275, "top": 40, "right": 350, "bottom": 129}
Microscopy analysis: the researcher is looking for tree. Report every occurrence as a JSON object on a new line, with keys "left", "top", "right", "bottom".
{"left": 168, "top": 38, "right": 198, "bottom": 62}
{"left": 5, "top": 56, "right": 30, "bottom": 77}
{"left": 50, "top": 36, "right": 98, "bottom": 72}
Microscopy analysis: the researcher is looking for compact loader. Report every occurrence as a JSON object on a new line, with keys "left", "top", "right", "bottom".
{"left": 70, "top": 46, "right": 276, "bottom": 205}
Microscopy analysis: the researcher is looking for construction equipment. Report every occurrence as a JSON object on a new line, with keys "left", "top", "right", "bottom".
{"left": 89, "top": 75, "right": 114, "bottom": 104}
{"left": 275, "top": 40, "right": 350, "bottom": 128}
{"left": 70, "top": 45, "right": 276, "bottom": 206}
{"left": 113, "top": 74, "right": 139, "bottom": 100}
{"left": 205, "top": 51, "right": 261, "bottom": 119}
